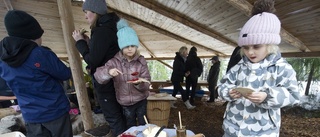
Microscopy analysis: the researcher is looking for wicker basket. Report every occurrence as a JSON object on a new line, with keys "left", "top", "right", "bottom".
{"left": 147, "top": 100, "right": 171, "bottom": 127}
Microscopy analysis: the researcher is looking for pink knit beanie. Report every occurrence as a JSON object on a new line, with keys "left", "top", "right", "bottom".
{"left": 238, "top": 0, "right": 281, "bottom": 47}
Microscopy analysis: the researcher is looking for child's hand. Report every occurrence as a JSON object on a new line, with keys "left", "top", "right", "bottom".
{"left": 244, "top": 92, "right": 267, "bottom": 104}
{"left": 109, "top": 68, "right": 122, "bottom": 77}
{"left": 229, "top": 89, "right": 242, "bottom": 99}
{"left": 185, "top": 71, "right": 190, "bottom": 77}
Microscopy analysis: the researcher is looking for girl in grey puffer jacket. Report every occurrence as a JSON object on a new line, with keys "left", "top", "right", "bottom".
{"left": 218, "top": 0, "right": 300, "bottom": 136}
{"left": 94, "top": 19, "right": 151, "bottom": 129}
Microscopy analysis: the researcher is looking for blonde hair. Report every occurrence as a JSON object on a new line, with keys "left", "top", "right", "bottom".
{"left": 179, "top": 46, "right": 188, "bottom": 54}
{"left": 90, "top": 14, "right": 100, "bottom": 29}
{"left": 240, "top": 44, "right": 279, "bottom": 56}
{"left": 121, "top": 46, "right": 140, "bottom": 59}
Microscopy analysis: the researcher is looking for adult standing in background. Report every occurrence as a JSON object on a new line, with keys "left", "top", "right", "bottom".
{"left": 0, "top": 10, "right": 72, "bottom": 137}
{"left": 207, "top": 56, "right": 220, "bottom": 103}
{"left": 72, "top": 0, "right": 126, "bottom": 136}
{"left": 170, "top": 46, "right": 195, "bottom": 109}
{"left": 185, "top": 46, "right": 203, "bottom": 106}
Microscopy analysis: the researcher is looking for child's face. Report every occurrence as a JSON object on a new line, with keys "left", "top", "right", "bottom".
{"left": 84, "top": 10, "right": 97, "bottom": 26}
{"left": 123, "top": 45, "right": 137, "bottom": 58}
{"left": 242, "top": 44, "right": 268, "bottom": 63}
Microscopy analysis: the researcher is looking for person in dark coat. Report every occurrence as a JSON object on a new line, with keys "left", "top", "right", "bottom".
{"left": 185, "top": 46, "right": 203, "bottom": 105}
{"left": 170, "top": 46, "right": 195, "bottom": 109}
{"left": 72, "top": 0, "right": 126, "bottom": 136}
{"left": 0, "top": 10, "right": 72, "bottom": 137}
{"left": 207, "top": 56, "right": 220, "bottom": 102}
{"left": 226, "top": 46, "right": 242, "bottom": 73}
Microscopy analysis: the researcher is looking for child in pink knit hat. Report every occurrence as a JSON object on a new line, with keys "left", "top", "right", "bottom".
{"left": 217, "top": 0, "right": 300, "bottom": 136}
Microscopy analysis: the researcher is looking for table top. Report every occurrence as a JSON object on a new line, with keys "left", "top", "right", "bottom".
{"left": 147, "top": 93, "right": 177, "bottom": 101}
{"left": 123, "top": 125, "right": 195, "bottom": 137}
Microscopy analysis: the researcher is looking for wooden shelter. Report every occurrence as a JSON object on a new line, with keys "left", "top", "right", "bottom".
{"left": 0, "top": 0, "right": 319, "bottom": 132}
{"left": 1, "top": 0, "right": 319, "bottom": 60}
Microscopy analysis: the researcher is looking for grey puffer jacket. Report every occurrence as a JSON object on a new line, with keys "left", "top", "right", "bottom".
{"left": 94, "top": 52, "right": 150, "bottom": 106}
{"left": 218, "top": 52, "right": 300, "bottom": 137}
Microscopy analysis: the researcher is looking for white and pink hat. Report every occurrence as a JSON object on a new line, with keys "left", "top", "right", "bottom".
{"left": 238, "top": 12, "right": 281, "bottom": 47}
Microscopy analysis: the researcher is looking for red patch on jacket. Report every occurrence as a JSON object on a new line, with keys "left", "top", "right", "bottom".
{"left": 34, "top": 63, "right": 41, "bottom": 68}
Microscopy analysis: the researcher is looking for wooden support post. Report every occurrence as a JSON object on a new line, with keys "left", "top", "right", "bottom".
{"left": 56, "top": 0, "right": 94, "bottom": 131}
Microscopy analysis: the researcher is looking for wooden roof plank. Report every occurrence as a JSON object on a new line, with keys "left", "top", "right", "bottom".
{"left": 109, "top": 7, "right": 225, "bottom": 56}
{"left": 131, "top": 0, "right": 238, "bottom": 48}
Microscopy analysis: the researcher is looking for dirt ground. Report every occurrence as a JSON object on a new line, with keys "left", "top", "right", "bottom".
{"left": 167, "top": 96, "right": 320, "bottom": 137}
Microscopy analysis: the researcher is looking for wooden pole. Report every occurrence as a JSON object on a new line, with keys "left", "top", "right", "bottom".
{"left": 56, "top": 0, "right": 94, "bottom": 131}
{"left": 3, "top": 0, "right": 13, "bottom": 11}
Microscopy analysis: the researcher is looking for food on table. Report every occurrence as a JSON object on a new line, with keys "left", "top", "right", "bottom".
{"left": 142, "top": 125, "right": 167, "bottom": 137}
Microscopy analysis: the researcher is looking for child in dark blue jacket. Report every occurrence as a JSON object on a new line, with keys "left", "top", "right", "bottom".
{"left": 0, "top": 10, "right": 72, "bottom": 137}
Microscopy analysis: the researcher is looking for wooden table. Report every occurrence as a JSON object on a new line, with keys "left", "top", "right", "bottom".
{"left": 150, "top": 80, "right": 209, "bottom": 89}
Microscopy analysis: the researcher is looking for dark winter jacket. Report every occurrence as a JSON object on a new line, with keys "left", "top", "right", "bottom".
{"left": 207, "top": 61, "right": 220, "bottom": 88}
{"left": 0, "top": 37, "right": 71, "bottom": 123}
{"left": 94, "top": 52, "right": 150, "bottom": 106}
{"left": 185, "top": 50, "right": 203, "bottom": 80}
{"left": 170, "top": 52, "right": 186, "bottom": 82}
{"left": 75, "top": 12, "right": 120, "bottom": 95}
{"left": 226, "top": 46, "right": 242, "bottom": 72}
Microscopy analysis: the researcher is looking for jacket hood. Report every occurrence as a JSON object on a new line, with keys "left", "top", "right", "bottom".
{"left": 96, "top": 12, "right": 119, "bottom": 28}
{"left": 91, "top": 12, "right": 120, "bottom": 36}
{"left": 175, "top": 52, "right": 185, "bottom": 62}
{"left": 0, "top": 36, "right": 37, "bottom": 67}
{"left": 188, "top": 49, "right": 197, "bottom": 58}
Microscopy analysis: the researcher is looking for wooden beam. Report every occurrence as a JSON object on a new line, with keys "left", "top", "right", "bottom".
{"left": 57, "top": 0, "right": 94, "bottom": 131}
{"left": 131, "top": 0, "right": 238, "bottom": 48}
{"left": 226, "top": 0, "right": 309, "bottom": 52}
{"left": 145, "top": 55, "right": 227, "bottom": 60}
{"left": 144, "top": 51, "right": 320, "bottom": 60}
{"left": 157, "top": 60, "right": 173, "bottom": 69}
{"left": 145, "top": 57, "right": 174, "bottom": 60}
{"left": 108, "top": 7, "right": 225, "bottom": 57}
{"left": 3, "top": 0, "right": 13, "bottom": 10}
{"left": 139, "top": 40, "right": 173, "bottom": 69}
{"left": 282, "top": 51, "right": 320, "bottom": 58}
{"left": 139, "top": 40, "right": 156, "bottom": 57}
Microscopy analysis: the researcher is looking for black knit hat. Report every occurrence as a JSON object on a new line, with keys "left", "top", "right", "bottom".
{"left": 4, "top": 10, "right": 44, "bottom": 40}
{"left": 210, "top": 56, "right": 219, "bottom": 61}
{"left": 190, "top": 46, "right": 197, "bottom": 52}
{"left": 82, "top": 0, "right": 108, "bottom": 15}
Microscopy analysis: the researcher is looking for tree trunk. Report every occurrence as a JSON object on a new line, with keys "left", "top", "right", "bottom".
{"left": 305, "top": 60, "right": 315, "bottom": 95}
